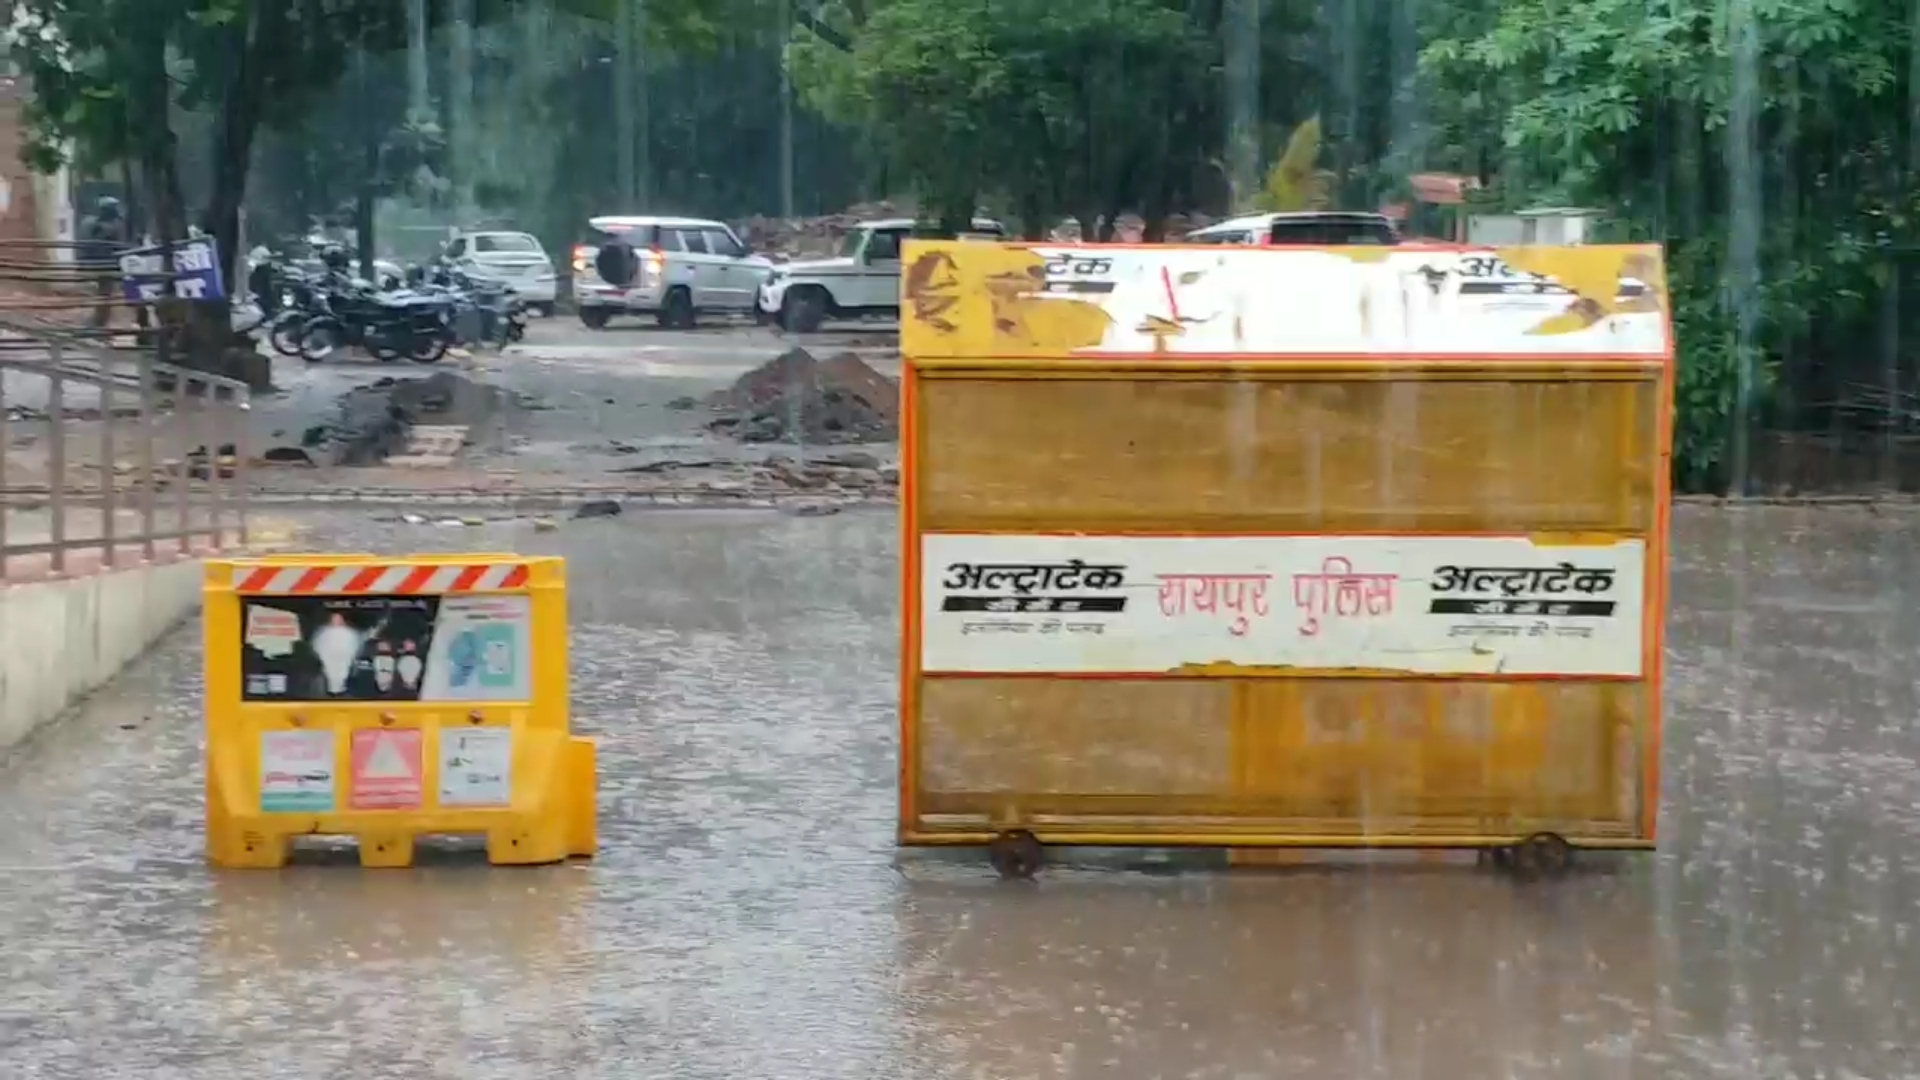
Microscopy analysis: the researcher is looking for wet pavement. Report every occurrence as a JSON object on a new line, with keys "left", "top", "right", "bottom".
{"left": 2, "top": 502, "right": 1918, "bottom": 1079}
{"left": 247, "top": 320, "right": 899, "bottom": 490}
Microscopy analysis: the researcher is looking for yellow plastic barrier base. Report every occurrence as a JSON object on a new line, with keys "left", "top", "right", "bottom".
{"left": 206, "top": 727, "right": 598, "bottom": 870}
{"left": 205, "top": 554, "right": 596, "bottom": 871}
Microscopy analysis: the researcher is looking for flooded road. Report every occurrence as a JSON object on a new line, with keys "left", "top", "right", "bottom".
{"left": 2, "top": 503, "right": 1917, "bottom": 1079}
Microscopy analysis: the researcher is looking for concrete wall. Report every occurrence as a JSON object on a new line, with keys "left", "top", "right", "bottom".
{"left": 0, "top": 72, "right": 44, "bottom": 251}
{"left": 0, "top": 560, "right": 204, "bottom": 752}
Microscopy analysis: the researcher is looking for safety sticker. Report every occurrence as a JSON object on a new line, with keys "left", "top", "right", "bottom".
{"left": 438, "top": 728, "right": 513, "bottom": 808}
{"left": 349, "top": 728, "right": 423, "bottom": 810}
{"left": 260, "top": 730, "right": 335, "bottom": 812}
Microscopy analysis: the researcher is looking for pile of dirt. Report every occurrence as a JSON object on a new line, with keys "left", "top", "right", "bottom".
{"left": 706, "top": 347, "right": 898, "bottom": 445}
{"left": 315, "top": 371, "right": 510, "bottom": 466}
{"left": 735, "top": 201, "right": 913, "bottom": 259}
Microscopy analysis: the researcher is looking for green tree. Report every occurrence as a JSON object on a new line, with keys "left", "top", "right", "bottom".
{"left": 1418, "top": 0, "right": 1919, "bottom": 490}
{"left": 789, "top": 0, "right": 1225, "bottom": 237}
{"left": 16, "top": 0, "right": 413, "bottom": 369}
{"left": 11, "top": 0, "right": 740, "bottom": 372}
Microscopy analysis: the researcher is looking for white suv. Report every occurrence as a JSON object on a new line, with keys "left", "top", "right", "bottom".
{"left": 756, "top": 216, "right": 1004, "bottom": 332}
{"left": 571, "top": 215, "right": 773, "bottom": 329}
{"left": 443, "top": 230, "right": 559, "bottom": 314}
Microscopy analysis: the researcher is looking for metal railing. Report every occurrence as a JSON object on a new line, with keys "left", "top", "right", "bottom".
{"left": 0, "top": 241, "right": 251, "bottom": 581}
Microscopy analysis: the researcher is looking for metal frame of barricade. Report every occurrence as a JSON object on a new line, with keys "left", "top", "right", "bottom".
{"left": 895, "top": 239, "right": 1675, "bottom": 879}
{"left": 202, "top": 553, "right": 597, "bottom": 869}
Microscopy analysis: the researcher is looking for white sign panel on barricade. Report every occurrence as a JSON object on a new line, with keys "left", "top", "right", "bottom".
{"left": 438, "top": 728, "right": 513, "bottom": 808}
{"left": 919, "top": 534, "right": 1647, "bottom": 677}
{"left": 1015, "top": 246, "right": 1670, "bottom": 357}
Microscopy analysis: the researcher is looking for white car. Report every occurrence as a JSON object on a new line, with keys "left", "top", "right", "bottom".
{"left": 443, "top": 230, "right": 560, "bottom": 313}
{"left": 571, "top": 215, "right": 772, "bottom": 330}
{"left": 756, "top": 216, "right": 1004, "bottom": 332}
{"left": 1183, "top": 211, "right": 1401, "bottom": 246}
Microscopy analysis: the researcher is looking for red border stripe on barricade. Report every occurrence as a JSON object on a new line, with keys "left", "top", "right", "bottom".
{"left": 231, "top": 563, "right": 532, "bottom": 595}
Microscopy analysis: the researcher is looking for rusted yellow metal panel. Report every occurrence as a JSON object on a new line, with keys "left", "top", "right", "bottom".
{"left": 916, "top": 374, "right": 1659, "bottom": 534}
{"left": 898, "top": 241, "right": 1673, "bottom": 853}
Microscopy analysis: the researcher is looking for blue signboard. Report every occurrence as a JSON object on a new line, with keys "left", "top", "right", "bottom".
{"left": 119, "top": 236, "right": 226, "bottom": 302}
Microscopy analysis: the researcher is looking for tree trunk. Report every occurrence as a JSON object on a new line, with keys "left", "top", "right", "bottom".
{"left": 123, "top": 17, "right": 191, "bottom": 363}
{"left": 1221, "top": 0, "right": 1259, "bottom": 210}
{"left": 125, "top": 34, "right": 186, "bottom": 245}
{"left": 1015, "top": 187, "right": 1045, "bottom": 240}
{"left": 1144, "top": 185, "right": 1171, "bottom": 242}
{"left": 1143, "top": 60, "right": 1176, "bottom": 240}
{"left": 356, "top": 179, "right": 377, "bottom": 282}
{"left": 179, "top": 2, "right": 287, "bottom": 389}
{"left": 932, "top": 193, "right": 975, "bottom": 238}
{"left": 119, "top": 158, "right": 143, "bottom": 238}
{"left": 1075, "top": 206, "right": 1100, "bottom": 243}
{"left": 203, "top": 2, "right": 287, "bottom": 311}
{"left": 448, "top": 0, "right": 476, "bottom": 209}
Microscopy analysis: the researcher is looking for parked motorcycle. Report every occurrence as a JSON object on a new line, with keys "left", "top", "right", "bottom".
{"left": 415, "top": 260, "right": 527, "bottom": 349}
{"left": 246, "top": 246, "right": 524, "bottom": 364}
{"left": 264, "top": 266, "right": 330, "bottom": 358}
{"left": 297, "top": 281, "right": 454, "bottom": 364}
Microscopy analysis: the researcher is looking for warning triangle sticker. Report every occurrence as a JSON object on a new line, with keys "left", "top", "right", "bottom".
{"left": 361, "top": 734, "right": 415, "bottom": 780}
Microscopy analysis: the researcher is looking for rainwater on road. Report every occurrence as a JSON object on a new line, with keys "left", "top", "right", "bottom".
{"left": 1, "top": 503, "right": 1915, "bottom": 1079}
{"left": 251, "top": 319, "right": 899, "bottom": 477}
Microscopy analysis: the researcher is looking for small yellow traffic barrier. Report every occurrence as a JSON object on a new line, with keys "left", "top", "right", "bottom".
{"left": 202, "top": 553, "right": 597, "bottom": 869}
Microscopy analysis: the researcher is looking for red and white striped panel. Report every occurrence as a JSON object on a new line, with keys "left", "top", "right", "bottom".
{"left": 232, "top": 563, "right": 530, "bottom": 595}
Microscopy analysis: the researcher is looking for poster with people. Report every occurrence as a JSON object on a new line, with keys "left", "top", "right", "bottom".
{"left": 239, "top": 594, "right": 531, "bottom": 702}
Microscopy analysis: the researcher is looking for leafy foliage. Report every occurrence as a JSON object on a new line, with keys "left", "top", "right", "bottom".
{"left": 18, "top": 0, "right": 1920, "bottom": 486}
{"left": 10, "top": 0, "right": 140, "bottom": 175}
{"left": 791, "top": 0, "right": 1243, "bottom": 235}
{"left": 1418, "top": 0, "right": 1920, "bottom": 489}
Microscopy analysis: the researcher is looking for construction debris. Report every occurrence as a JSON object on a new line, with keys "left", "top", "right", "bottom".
{"left": 735, "top": 202, "right": 912, "bottom": 259}
{"left": 705, "top": 347, "right": 898, "bottom": 445}
{"left": 273, "top": 371, "right": 509, "bottom": 468}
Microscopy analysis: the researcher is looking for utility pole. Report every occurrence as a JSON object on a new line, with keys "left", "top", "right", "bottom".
{"left": 354, "top": 31, "right": 378, "bottom": 281}
{"left": 1727, "top": 0, "right": 1761, "bottom": 496}
{"left": 778, "top": 0, "right": 794, "bottom": 218}
{"left": 407, "top": 0, "right": 429, "bottom": 121}
{"left": 614, "top": 0, "right": 637, "bottom": 206}
{"left": 1223, "top": 0, "right": 1260, "bottom": 209}
{"left": 635, "top": 0, "right": 651, "bottom": 206}
{"left": 449, "top": 0, "right": 476, "bottom": 212}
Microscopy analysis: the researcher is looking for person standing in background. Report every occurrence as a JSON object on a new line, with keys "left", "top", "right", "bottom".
{"left": 80, "top": 196, "right": 126, "bottom": 330}
{"left": 1112, "top": 211, "right": 1147, "bottom": 244}
{"left": 247, "top": 246, "right": 280, "bottom": 317}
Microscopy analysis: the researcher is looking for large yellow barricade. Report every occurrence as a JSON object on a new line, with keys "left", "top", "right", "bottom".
{"left": 203, "top": 553, "right": 597, "bottom": 869}
{"left": 898, "top": 240, "right": 1674, "bottom": 876}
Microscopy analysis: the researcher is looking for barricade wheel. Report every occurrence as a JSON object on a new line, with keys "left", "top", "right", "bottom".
{"left": 1524, "top": 832, "right": 1573, "bottom": 878}
{"left": 1508, "top": 833, "right": 1572, "bottom": 882}
{"left": 988, "top": 830, "right": 1044, "bottom": 880}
